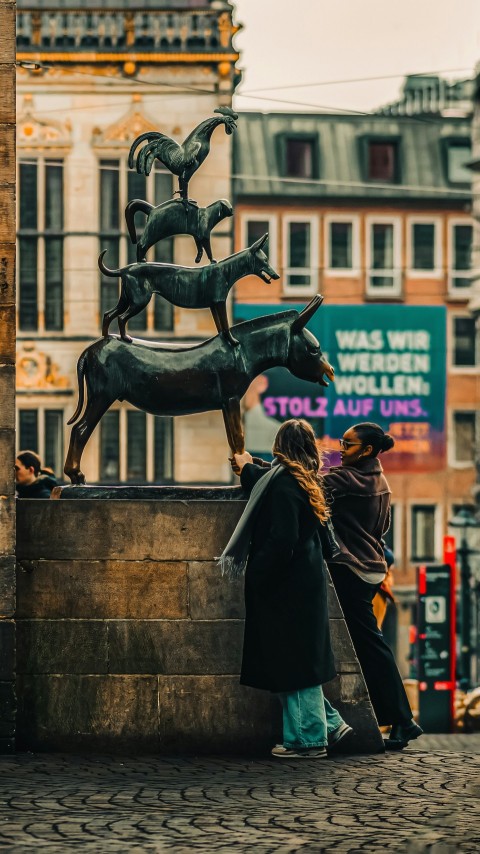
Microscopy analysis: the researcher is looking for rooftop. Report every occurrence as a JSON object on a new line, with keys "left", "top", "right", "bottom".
{"left": 233, "top": 111, "right": 472, "bottom": 202}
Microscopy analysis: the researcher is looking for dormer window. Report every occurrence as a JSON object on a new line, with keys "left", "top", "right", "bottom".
{"left": 278, "top": 133, "right": 318, "bottom": 179}
{"left": 368, "top": 141, "right": 399, "bottom": 182}
{"left": 285, "top": 137, "right": 314, "bottom": 178}
{"left": 446, "top": 140, "right": 471, "bottom": 184}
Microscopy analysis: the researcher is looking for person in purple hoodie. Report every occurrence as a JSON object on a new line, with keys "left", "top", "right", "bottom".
{"left": 324, "top": 422, "right": 422, "bottom": 751}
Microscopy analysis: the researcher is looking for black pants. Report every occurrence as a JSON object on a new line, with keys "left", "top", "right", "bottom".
{"left": 329, "top": 563, "right": 412, "bottom": 727}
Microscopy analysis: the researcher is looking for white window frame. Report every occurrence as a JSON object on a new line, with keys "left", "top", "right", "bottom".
{"left": 449, "top": 312, "right": 478, "bottom": 373}
{"left": 324, "top": 214, "right": 360, "bottom": 276}
{"left": 17, "top": 155, "right": 66, "bottom": 335}
{"left": 98, "top": 156, "right": 174, "bottom": 333}
{"left": 448, "top": 408, "right": 478, "bottom": 469}
{"left": 448, "top": 217, "right": 473, "bottom": 296}
{"left": 365, "top": 215, "right": 402, "bottom": 298}
{"left": 239, "top": 211, "right": 278, "bottom": 271}
{"left": 408, "top": 501, "right": 443, "bottom": 564}
{"left": 407, "top": 216, "right": 442, "bottom": 277}
{"left": 282, "top": 213, "right": 319, "bottom": 297}
{"left": 16, "top": 404, "right": 66, "bottom": 479}
{"left": 99, "top": 404, "right": 174, "bottom": 483}
{"left": 384, "top": 501, "right": 403, "bottom": 568}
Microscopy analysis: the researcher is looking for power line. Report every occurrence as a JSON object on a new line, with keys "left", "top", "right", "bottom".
{"left": 239, "top": 67, "right": 474, "bottom": 94}
{"left": 16, "top": 59, "right": 471, "bottom": 131}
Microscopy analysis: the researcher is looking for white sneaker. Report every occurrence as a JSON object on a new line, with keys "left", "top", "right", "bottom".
{"left": 271, "top": 745, "right": 327, "bottom": 759}
{"left": 328, "top": 722, "right": 353, "bottom": 746}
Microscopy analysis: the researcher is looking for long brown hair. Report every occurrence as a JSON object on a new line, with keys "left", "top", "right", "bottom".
{"left": 273, "top": 419, "right": 329, "bottom": 523}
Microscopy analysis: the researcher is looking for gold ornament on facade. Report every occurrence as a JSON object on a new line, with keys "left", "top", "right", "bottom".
{"left": 92, "top": 97, "right": 158, "bottom": 147}
{"left": 217, "top": 61, "right": 231, "bottom": 79}
{"left": 17, "top": 95, "right": 72, "bottom": 149}
{"left": 17, "top": 346, "right": 70, "bottom": 391}
{"left": 123, "top": 61, "right": 136, "bottom": 77}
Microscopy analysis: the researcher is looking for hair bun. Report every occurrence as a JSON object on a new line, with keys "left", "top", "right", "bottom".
{"left": 381, "top": 433, "right": 395, "bottom": 452}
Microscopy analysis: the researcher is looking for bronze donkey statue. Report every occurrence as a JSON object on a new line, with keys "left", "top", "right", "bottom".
{"left": 99, "top": 233, "right": 277, "bottom": 346}
{"left": 64, "top": 296, "right": 333, "bottom": 485}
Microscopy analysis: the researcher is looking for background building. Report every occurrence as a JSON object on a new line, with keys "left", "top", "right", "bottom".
{"left": 232, "top": 77, "right": 478, "bottom": 671}
{"left": 16, "top": 0, "right": 240, "bottom": 484}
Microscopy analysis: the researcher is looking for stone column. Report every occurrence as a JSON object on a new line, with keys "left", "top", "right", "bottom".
{"left": 0, "top": 0, "right": 16, "bottom": 752}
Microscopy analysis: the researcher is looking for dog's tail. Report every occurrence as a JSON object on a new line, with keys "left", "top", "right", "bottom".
{"left": 98, "top": 249, "right": 122, "bottom": 277}
{"left": 67, "top": 348, "right": 88, "bottom": 425}
{"left": 125, "top": 199, "right": 154, "bottom": 245}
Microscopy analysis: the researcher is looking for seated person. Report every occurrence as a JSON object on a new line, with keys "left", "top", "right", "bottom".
{"left": 15, "top": 450, "right": 57, "bottom": 498}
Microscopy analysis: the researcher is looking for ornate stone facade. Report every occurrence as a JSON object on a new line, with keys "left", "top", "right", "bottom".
{"left": 16, "top": 0, "right": 240, "bottom": 485}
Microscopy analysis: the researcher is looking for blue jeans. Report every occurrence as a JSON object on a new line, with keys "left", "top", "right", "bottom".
{"left": 277, "top": 685, "right": 345, "bottom": 749}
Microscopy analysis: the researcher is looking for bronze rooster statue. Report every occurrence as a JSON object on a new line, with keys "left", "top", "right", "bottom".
{"left": 128, "top": 106, "right": 238, "bottom": 203}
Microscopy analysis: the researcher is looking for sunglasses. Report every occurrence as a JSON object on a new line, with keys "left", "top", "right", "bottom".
{"left": 339, "top": 439, "right": 363, "bottom": 449}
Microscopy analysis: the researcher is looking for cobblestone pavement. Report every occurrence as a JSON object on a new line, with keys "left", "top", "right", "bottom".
{"left": 0, "top": 736, "right": 479, "bottom": 853}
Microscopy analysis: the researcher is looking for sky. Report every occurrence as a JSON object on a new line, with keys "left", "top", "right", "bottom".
{"left": 232, "top": 0, "right": 480, "bottom": 114}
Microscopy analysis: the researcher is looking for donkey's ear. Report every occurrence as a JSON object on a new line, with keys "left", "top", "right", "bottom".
{"left": 250, "top": 232, "right": 269, "bottom": 253}
{"left": 291, "top": 295, "right": 324, "bottom": 333}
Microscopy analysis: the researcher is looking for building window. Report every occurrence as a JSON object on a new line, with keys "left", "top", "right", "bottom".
{"left": 367, "top": 141, "right": 399, "bottom": 182}
{"left": 283, "top": 217, "right": 318, "bottom": 295}
{"left": 241, "top": 214, "right": 277, "bottom": 269}
{"left": 100, "top": 410, "right": 120, "bottom": 483}
{"left": 99, "top": 409, "right": 174, "bottom": 484}
{"left": 18, "top": 407, "right": 64, "bottom": 479}
{"left": 285, "top": 137, "right": 315, "bottom": 178}
{"left": 327, "top": 220, "right": 355, "bottom": 270}
{"left": 410, "top": 221, "right": 438, "bottom": 272}
{"left": 127, "top": 411, "right": 147, "bottom": 482}
{"left": 99, "top": 159, "right": 174, "bottom": 334}
{"left": 245, "top": 219, "right": 270, "bottom": 257}
{"left": 154, "top": 418, "right": 174, "bottom": 481}
{"left": 18, "top": 159, "right": 64, "bottom": 332}
{"left": 452, "top": 316, "right": 477, "bottom": 367}
{"left": 452, "top": 412, "right": 476, "bottom": 465}
{"left": 411, "top": 505, "right": 436, "bottom": 562}
{"left": 383, "top": 505, "right": 396, "bottom": 553}
{"left": 447, "top": 141, "right": 471, "bottom": 184}
{"left": 366, "top": 218, "right": 401, "bottom": 296}
{"left": 449, "top": 222, "right": 472, "bottom": 292}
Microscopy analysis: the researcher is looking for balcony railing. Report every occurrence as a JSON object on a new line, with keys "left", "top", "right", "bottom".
{"left": 17, "top": 9, "right": 232, "bottom": 53}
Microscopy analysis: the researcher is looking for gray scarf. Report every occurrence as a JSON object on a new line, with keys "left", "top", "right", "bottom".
{"left": 217, "top": 462, "right": 284, "bottom": 580}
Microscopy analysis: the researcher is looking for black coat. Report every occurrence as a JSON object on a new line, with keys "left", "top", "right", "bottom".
{"left": 239, "top": 463, "right": 336, "bottom": 693}
{"left": 16, "top": 473, "right": 57, "bottom": 499}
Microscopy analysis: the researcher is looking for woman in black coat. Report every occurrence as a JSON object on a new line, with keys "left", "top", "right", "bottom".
{"left": 324, "top": 421, "right": 422, "bottom": 750}
{"left": 226, "top": 419, "right": 352, "bottom": 759}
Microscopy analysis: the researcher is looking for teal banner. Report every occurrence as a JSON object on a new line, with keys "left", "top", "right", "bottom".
{"left": 234, "top": 303, "right": 446, "bottom": 471}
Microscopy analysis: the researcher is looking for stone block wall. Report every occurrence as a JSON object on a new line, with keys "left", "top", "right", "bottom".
{"left": 16, "top": 499, "right": 383, "bottom": 753}
{"left": 0, "top": 0, "right": 16, "bottom": 754}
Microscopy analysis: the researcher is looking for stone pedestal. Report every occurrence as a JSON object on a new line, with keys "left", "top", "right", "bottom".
{"left": 16, "top": 492, "right": 384, "bottom": 753}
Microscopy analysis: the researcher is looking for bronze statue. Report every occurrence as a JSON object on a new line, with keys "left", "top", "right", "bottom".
{"left": 128, "top": 106, "right": 238, "bottom": 202}
{"left": 99, "top": 233, "right": 278, "bottom": 346}
{"left": 125, "top": 197, "right": 233, "bottom": 263}
{"left": 64, "top": 296, "right": 334, "bottom": 485}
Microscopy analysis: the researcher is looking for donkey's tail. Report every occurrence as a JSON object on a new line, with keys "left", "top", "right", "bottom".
{"left": 98, "top": 250, "right": 122, "bottom": 277}
{"left": 67, "top": 349, "right": 88, "bottom": 425}
{"left": 125, "top": 199, "right": 154, "bottom": 245}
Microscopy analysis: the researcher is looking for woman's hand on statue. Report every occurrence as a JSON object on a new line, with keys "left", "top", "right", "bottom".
{"left": 232, "top": 451, "right": 253, "bottom": 474}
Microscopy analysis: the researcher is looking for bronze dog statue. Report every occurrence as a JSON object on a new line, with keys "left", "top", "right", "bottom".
{"left": 65, "top": 296, "right": 334, "bottom": 484}
{"left": 124, "top": 197, "right": 233, "bottom": 263}
{"left": 99, "top": 233, "right": 278, "bottom": 346}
